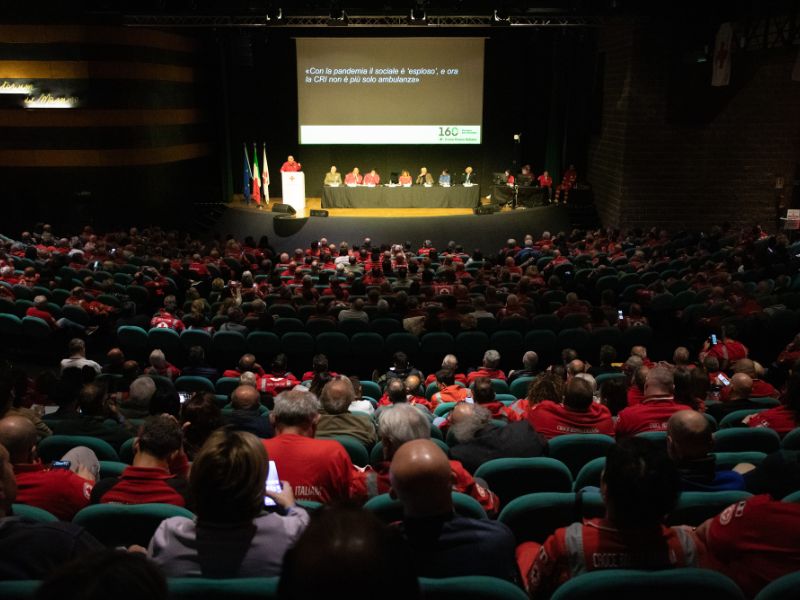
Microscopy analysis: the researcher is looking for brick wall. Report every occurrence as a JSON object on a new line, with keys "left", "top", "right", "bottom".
{"left": 589, "top": 19, "right": 800, "bottom": 231}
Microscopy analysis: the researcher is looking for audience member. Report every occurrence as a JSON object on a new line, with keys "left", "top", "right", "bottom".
{"left": 316, "top": 377, "right": 377, "bottom": 447}
{"left": 746, "top": 372, "right": 800, "bottom": 436}
{"left": 224, "top": 384, "right": 273, "bottom": 439}
{"left": 60, "top": 338, "right": 101, "bottom": 374}
{"left": 527, "top": 377, "right": 615, "bottom": 439}
{"left": 179, "top": 392, "right": 223, "bottom": 461}
{"left": 52, "top": 383, "right": 134, "bottom": 450}
{"left": 508, "top": 351, "right": 540, "bottom": 383}
{"left": 466, "top": 350, "right": 506, "bottom": 383}
{"left": 615, "top": 367, "right": 692, "bottom": 437}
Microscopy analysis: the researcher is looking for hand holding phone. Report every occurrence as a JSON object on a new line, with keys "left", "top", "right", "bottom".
{"left": 264, "top": 460, "right": 297, "bottom": 509}
{"left": 711, "top": 334, "right": 718, "bottom": 345}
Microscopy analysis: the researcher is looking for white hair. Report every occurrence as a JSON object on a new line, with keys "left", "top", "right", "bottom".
{"left": 378, "top": 404, "right": 430, "bottom": 450}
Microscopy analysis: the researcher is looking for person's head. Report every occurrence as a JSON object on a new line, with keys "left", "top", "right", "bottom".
{"left": 672, "top": 346, "right": 690, "bottom": 366}
{"left": 134, "top": 415, "right": 183, "bottom": 463}
{"left": 287, "top": 155, "right": 295, "bottom": 163}
{"left": 271, "top": 389, "right": 321, "bottom": 436}
{"left": 561, "top": 348, "right": 578, "bottom": 365}
{"left": 667, "top": 409, "right": 712, "bottom": 462}
{"left": 179, "top": 392, "right": 223, "bottom": 459}
{"left": 230, "top": 384, "right": 261, "bottom": 411}
{"left": 0, "top": 416, "right": 37, "bottom": 464}
{"left": 601, "top": 437, "right": 680, "bottom": 528}
{"left": 36, "top": 550, "right": 167, "bottom": 600}
{"left": 330, "top": 165, "right": 337, "bottom": 173}
{"left": 644, "top": 366, "right": 673, "bottom": 397}
{"left": 312, "top": 354, "right": 329, "bottom": 374}
{"left": 33, "top": 295, "right": 49, "bottom": 310}
{"left": 633, "top": 364, "right": 650, "bottom": 392}
{"left": 441, "top": 354, "right": 458, "bottom": 372}
{"left": 77, "top": 383, "right": 109, "bottom": 417}
{"left": 599, "top": 345, "right": 617, "bottom": 366}
{"left": 67, "top": 338, "right": 86, "bottom": 358}
{"left": 128, "top": 376, "right": 156, "bottom": 408}
{"left": 390, "top": 439, "right": 453, "bottom": 518}
{"left": 472, "top": 377, "right": 495, "bottom": 405}
{"left": 419, "top": 166, "right": 427, "bottom": 175}
{"left": 449, "top": 403, "right": 491, "bottom": 444}
{"left": 278, "top": 506, "right": 419, "bottom": 600}
{"left": 189, "top": 429, "right": 267, "bottom": 523}
{"left": 377, "top": 403, "right": 430, "bottom": 459}
{"left": 566, "top": 359, "right": 586, "bottom": 378}
{"left": 386, "top": 379, "right": 407, "bottom": 404}
{"left": 732, "top": 358, "right": 757, "bottom": 378}
{"left": 631, "top": 345, "right": 648, "bottom": 360}
{"left": 353, "top": 167, "right": 360, "bottom": 175}
{"left": 482, "top": 349, "right": 501, "bottom": 369}
{"left": 527, "top": 372, "right": 565, "bottom": 404}
{"left": 600, "top": 377, "right": 627, "bottom": 416}
{"left": 522, "top": 351, "right": 539, "bottom": 371}
{"left": 435, "top": 369, "right": 455, "bottom": 387}
{"left": 320, "top": 377, "right": 355, "bottom": 415}
{"left": 148, "top": 349, "right": 167, "bottom": 370}
{"left": 564, "top": 377, "right": 594, "bottom": 411}
{"left": 237, "top": 353, "right": 258, "bottom": 372}
{"left": 703, "top": 355, "right": 721, "bottom": 373}
{"left": 404, "top": 374, "right": 422, "bottom": 397}
{"left": 186, "top": 345, "right": 206, "bottom": 367}
{"left": 729, "top": 372, "right": 753, "bottom": 400}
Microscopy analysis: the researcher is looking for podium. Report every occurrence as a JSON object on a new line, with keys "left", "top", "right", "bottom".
{"left": 281, "top": 171, "right": 306, "bottom": 215}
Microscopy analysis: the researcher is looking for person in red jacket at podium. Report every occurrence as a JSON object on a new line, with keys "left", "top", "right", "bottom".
{"left": 280, "top": 155, "right": 302, "bottom": 172}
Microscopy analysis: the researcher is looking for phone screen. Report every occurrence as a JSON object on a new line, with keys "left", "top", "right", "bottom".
{"left": 264, "top": 460, "right": 281, "bottom": 507}
{"left": 711, "top": 334, "right": 718, "bottom": 345}
{"left": 51, "top": 460, "right": 71, "bottom": 469}
{"left": 178, "top": 391, "right": 191, "bottom": 404}
{"left": 717, "top": 374, "right": 730, "bottom": 386}
{"left": 617, "top": 310, "right": 624, "bottom": 320}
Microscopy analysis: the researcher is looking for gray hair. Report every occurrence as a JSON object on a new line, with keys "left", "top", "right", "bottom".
{"left": 574, "top": 372, "right": 597, "bottom": 394}
{"left": 483, "top": 349, "right": 501, "bottom": 368}
{"left": 149, "top": 349, "right": 166, "bottom": 368}
{"left": 129, "top": 376, "right": 156, "bottom": 405}
{"left": 450, "top": 405, "right": 491, "bottom": 444}
{"left": 522, "top": 351, "right": 539, "bottom": 370}
{"left": 240, "top": 371, "right": 257, "bottom": 387}
{"left": 378, "top": 404, "right": 430, "bottom": 450}
{"left": 273, "top": 389, "right": 321, "bottom": 426}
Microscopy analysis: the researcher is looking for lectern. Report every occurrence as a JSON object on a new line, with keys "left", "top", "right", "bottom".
{"left": 281, "top": 171, "right": 306, "bottom": 216}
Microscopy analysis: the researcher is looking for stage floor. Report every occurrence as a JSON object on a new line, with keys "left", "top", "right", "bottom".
{"left": 238, "top": 197, "right": 476, "bottom": 218}
{"left": 216, "top": 197, "right": 572, "bottom": 252}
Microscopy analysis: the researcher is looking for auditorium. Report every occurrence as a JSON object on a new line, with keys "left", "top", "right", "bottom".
{"left": 1, "top": 0, "right": 800, "bottom": 598}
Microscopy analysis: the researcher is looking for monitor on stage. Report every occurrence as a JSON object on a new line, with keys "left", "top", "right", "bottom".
{"left": 296, "top": 37, "right": 484, "bottom": 145}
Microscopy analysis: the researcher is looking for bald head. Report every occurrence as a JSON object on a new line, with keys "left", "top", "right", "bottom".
{"left": 0, "top": 417, "right": 37, "bottom": 464}
{"left": 732, "top": 359, "right": 756, "bottom": 378}
{"left": 390, "top": 439, "right": 453, "bottom": 518}
{"left": 729, "top": 373, "right": 753, "bottom": 400}
{"left": 567, "top": 359, "right": 586, "bottom": 377}
{"left": 230, "top": 385, "right": 260, "bottom": 410}
{"left": 667, "top": 410, "right": 711, "bottom": 461}
{"left": 450, "top": 402, "right": 475, "bottom": 424}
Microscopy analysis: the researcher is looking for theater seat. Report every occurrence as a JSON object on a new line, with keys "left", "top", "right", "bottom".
{"left": 365, "top": 491, "right": 487, "bottom": 524}
{"left": 719, "top": 409, "right": 766, "bottom": 429}
{"left": 473, "top": 457, "right": 573, "bottom": 509}
{"left": 755, "top": 571, "right": 800, "bottom": 600}
{"left": 420, "top": 576, "right": 529, "bottom": 600}
{"left": 573, "top": 456, "right": 605, "bottom": 491}
{"left": 11, "top": 503, "right": 58, "bottom": 523}
{"left": 175, "top": 375, "right": 215, "bottom": 394}
{"left": 549, "top": 568, "right": 745, "bottom": 600}
{"left": 666, "top": 491, "right": 752, "bottom": 527}
{"left": 168, "top": 577, "right": 278, "bottom": 600}
{"left": 73, "top": 503, "right": 195, "bottom": 547}
{"left": 713, "top": 428, "right": 781, "bottom": 454}
{"left": 781, "top": 427, "right": 800, "bottom": 450}
{"left": 0, "top": 581, "right": 39, "bottom": 600}
{"left": 37, "top": 435, "right": 119, "bottom": 463}
{"left": 509, "top": 376, "right": 535, "bottom": 399}
{"left": 322, "top": 435, "right": 370, "bottom": 467}
{"left": 498, "top": 492, "right": 605, "bottom": 545}
{"left": 370, "top": 439, "right": 450, "bottom": 468}
{"left": 547, "top": 434, "right": 615, "bottom": 478}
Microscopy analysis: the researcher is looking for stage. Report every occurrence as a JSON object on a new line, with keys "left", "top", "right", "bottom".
{"left": 214, "top": 198, "right": 572, "bottom": 251}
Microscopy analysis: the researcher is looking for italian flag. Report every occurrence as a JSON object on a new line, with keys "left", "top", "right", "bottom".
{"left": 251, "top": 144, "right": 262, "bottom": 205}
{"left": 262, "top": 144, "right": 270, "bottom": 202}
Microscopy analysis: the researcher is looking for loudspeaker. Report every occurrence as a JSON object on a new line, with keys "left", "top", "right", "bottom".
{"left": 272, "top": 203, "right": 296, "bottom": 215}
{"left": 310, "top": 209, "right": 329, "bottom": 217}
{"left": 473, "top": 204, "right": 498, "bottom": 215}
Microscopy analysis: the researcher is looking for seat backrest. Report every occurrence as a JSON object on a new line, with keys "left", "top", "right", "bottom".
{"left": 549, "top": 568, "right": 745, "bottom": 600}
{"left": 719, "top": 409, "right": 765, "bottom": 429}
{"left": 11, "top": 503, "right": 58, "bottom": 523}
{"left": 37, "top": 435, "right": 119, "bottom": 462}
{"left": 754, "top": 571, "right": 800, "bottom": 600}
{"left": 547, "top": 434, "right": 616, "bottom": 478}
{"left": 419, "top": 576, "right": 529, "bottom": 600}
{"left": 473, "top": 457, "right": 573, "bottom": 508}
{"left": 666, "top": 491, "right": 752, "bottom": 527}
{"left": 365, "top": 491, "right": 487, "bottom": 524}
{"left": 781, "top": 427, "right": 800, "bottom": 450}
{"left": 573, "top": 456, "right": 605, "bottom": 491}
{"left": 498, "top": 492, "right": 582, "bottom": 544}
{"left": 168, "top": 577, "right": 279, "bottom": 599}
{"left": 713, "top": 428, "right": 781, "bottom": 453}
{"left": 73, "top": 503, "right": 195, "bottom": 547}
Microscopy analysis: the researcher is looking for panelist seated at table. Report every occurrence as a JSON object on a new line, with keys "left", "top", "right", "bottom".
{"left": 416, "top": 167, "right": 434, "bottom": 186}
{"left": 461, "top": 166, "right": 477, "bottom": 186}
{"left": 323, "top": 165, "right": 342, "bottom": 187}
{"left": 344, "top": 167, "right": 363, "bottom": 186}
{"left": 363, "top": 169, "right": 381, "bottom": 187}
{"left": 438, "top": 169, "right": 451, "bottom": 186}
{"left": 504, "top": 169, "right": 515, "bottom": 187}
{"left": 398, "top": 170, "right": 413, "bottom": 186}
{"left": 280, "top": 155, "right": 302, "bottom": 172}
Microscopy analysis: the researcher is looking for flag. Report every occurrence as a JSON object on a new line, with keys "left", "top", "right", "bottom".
{"left": 243, "top": 144, "right": 252, "bottom": 204}
{"left": 712, "top": 22, "right": 732, "bottom": 87}
{"left": 251, "top": 144, "right": 261, "bottom": 205}
{"left": 261, "top": 144, "right": 270, "bottom": 202}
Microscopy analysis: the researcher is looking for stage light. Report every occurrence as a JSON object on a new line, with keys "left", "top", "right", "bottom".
{"left": 492, "top": 9, "right": 511, "bottom": 25}
{"left": 408, "top": 8, "right": 427, "bottom": 24}
{"left": 327, "top": 8, "right": 348, "bottom": 26}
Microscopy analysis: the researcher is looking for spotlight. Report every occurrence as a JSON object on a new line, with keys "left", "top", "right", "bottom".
{"left": 492, "top": 9, "right": 511, "bottom": 25}
{"left": 327, "top": 8, "right": 348, "bottom": 26}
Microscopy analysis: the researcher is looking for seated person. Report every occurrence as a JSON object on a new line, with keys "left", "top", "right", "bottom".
{"left": 519, "top": 437, "right": 703, "bottom": 597}
{"left": 0, "top": 442, "right": 104, "bottom": 580}
{"left": 350, "top": 404, "right": 499, "bottom": 515}
{"left": 315, "top": 377, "right": 377, "bottom": 448}
{"left": 746, "top": 371, "right": 800, "bottom": 436}
{"left": 508, "top": 351, "right": 540, "bottom": 384}
{"left": 390, "top": 439, "right": 518, "bottom": 582}
{"left": 461, "top": 165, "right": 477, "bottom": 185}
{"left": 344, "top": 167, "right": 363, "bottom": 186}
{"left": 666, "top": 410, "right": 745, "bottom": 491}
{"left": 449, "top": 403, "right": 547, "bottom": 474}
{"left": 527, "top": 377, "right": 615, "bottom": 439}
{"left": 706, "top": 372, "right": 763, "bottom": 422}
{"left": 429, "top": 369, "right": 472, "bottom": 405}
{"left": 398, "top": 169, "right": 412, "bottom": 186}
{"left": 438, "top": 169, "right": 451, "bottom": 186}
{"left": 147, "top": 429, "right": 309, "bottom": 577}
{"left": 415, "top": 167, "right": 434, "bottom": 186}
{"left": 262, "top": 389, "right": 354, "bottom": 503}
{"left": 91, "top": 415, "right": 188, "bottom": 506}
{"left": 719, "top": 358, "right": 778, "bottom": 400}
{"left": 51, "top": 383, "right": 134, "bottom": 452}
{"left": 144, "top": 349, "right": 181, "bottom": 381}
{"left": 363, "top": 169, "right": 381, "bottom": 186}
{"left": 0, "top": 416, "right": 96, "bottom": 521}
{"left": 423, "top": 354, "right": 467, "bottom": 386}
{"left": 224, "top": 384, "right": 274, "bottom": 439}
{"left": 466, "top": 350, "right": 507, "bottom": 383}
{"left": 323, "top": 165, "right": 342, "bottom": 186}
{"left": 615, "top": 367, "right": 692, "bottom": 437}
{"left": 696, "top": 493, "right": 800, "bottom": 598}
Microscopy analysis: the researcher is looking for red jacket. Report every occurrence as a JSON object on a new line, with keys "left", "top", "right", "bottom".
{"left": 615, "top": 396, "right": 692, "bottom": 437}
{"left": 527, "top": 400, "right": 615, "bottom": 439}
{"left": 25, "top": 307, "right": 58, "bottom": 330}
{"left": 697, "top": 494, "right": 800, "bottom": 598}
{"left": 90, "top": 466, "right": 186, "bottom": 507}
{"left": 747, "top": 405, "right": 798, "bottom": 437}
{"left": 719, "top": 379, "right": 778, "bottom": 402}
{"left": 13, "top": 463, "right": 93, "bottom": 521}
{"left": 466, "top": 368, "right": 507, "bottom": 384}
{"left": 262, "top": 434, "right": 353, "bottom": 504}
{"left": 350, "top": 459, "right": 500, "bottom": 516}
